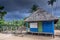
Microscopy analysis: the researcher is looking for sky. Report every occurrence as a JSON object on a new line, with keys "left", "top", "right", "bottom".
{"left": 0, "top": 0, "right": 60, "bottom": 21}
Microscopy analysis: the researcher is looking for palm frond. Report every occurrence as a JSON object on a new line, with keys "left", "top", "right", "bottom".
{"left": 48, "top": 0, "right": 56, "bottom": 6}
{"left": 0, "top": 6, "right": 4, "bottom": 10}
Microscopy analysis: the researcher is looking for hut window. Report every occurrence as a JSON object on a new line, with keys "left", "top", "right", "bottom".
{"left": 30, "top": 23, "right": 38, "bottom": 28}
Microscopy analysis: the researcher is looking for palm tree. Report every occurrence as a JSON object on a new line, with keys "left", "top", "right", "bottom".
{"left": 48, "top": 0, "right": 56, "bottom": 38}
{"left": 31, "top": 4, "right": 39, "bottom": 13}
{"left": 0, "top": 6, "right": 7, "bottom": 20}
{"left": 48, "top": 0, "right": 56, "bottom": 15}
{"left": 48, "top": 0, "right": 56, "bottom": 6}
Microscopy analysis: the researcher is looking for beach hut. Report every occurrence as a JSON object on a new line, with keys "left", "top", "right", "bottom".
{"left": 24, "top": 8, "right": 58, "bottom": 36}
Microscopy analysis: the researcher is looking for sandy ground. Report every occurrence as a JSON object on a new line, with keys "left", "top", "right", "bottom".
{"left": 0, "top": 30, "right": 60, "bottom": 40}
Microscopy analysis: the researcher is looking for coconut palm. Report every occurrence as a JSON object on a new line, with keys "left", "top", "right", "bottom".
{"left": 48, "top": 0, "right": 56, "bottom": 6}
{"left": 31, "top": 4, "right": 39, "bottom": 13}
{"left": 0, "top": 6, "right": 7, "bottom": 20}
{"left": 48, "top": 0, "right": 56, "bottom": 15}
{"left": 48, "top": 0, "right": 56, "bottom": 37}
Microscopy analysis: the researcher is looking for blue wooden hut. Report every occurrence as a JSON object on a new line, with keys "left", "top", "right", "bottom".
{"left": 24, "top": 9, "right": 58, "bottom": 36}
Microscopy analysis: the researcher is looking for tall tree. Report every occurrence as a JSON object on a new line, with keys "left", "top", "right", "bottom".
{"left": 48, "top": 0, "right": 56, "bottom": 38}
{"left": 0, "top": 6, "right": 7, "bottom": 20}
{"left": 48, "top": 0, "right": 56, "bottom": 6}
{"left": 31, "top": 4, "right": 39, "bottom": 13}
{"left": 48, "top": 0, "right": 56, "bottom": 15}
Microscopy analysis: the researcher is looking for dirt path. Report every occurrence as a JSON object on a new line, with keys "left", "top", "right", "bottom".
{"left": 55, "top": 30, "right": 60, "bottom": 36}
{"left": 0, "top": 30, "right": 60, "bottom": 40}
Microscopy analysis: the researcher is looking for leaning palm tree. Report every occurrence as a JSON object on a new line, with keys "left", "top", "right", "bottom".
{"left": 48, "top": 0, "right": 56, "bottom": 15}
{"left": 0, "top": 6, "right": 7, "bottom": 20}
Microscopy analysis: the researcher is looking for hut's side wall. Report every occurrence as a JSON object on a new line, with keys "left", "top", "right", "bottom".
{"left": 26, "top": 22, "right": 30, "bottom": 32}
{"left": 42, "top": 21, "right": 54, "bottom": 34}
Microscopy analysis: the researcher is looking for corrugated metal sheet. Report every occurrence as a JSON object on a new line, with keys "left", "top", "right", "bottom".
{"left": 42, "top": 21, "right": 54, "bottom": 34}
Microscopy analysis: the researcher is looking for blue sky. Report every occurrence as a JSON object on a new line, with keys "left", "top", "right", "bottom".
{"left": 0, "top": 0, "right": 60, "bottom": 21}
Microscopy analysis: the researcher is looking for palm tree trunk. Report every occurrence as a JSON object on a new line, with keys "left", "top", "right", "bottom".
{"left": 51, "top": 5, "right": 55, "bottom": 37}
{"left": 51, "top": 6, "right": 54, "bottom": 16}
